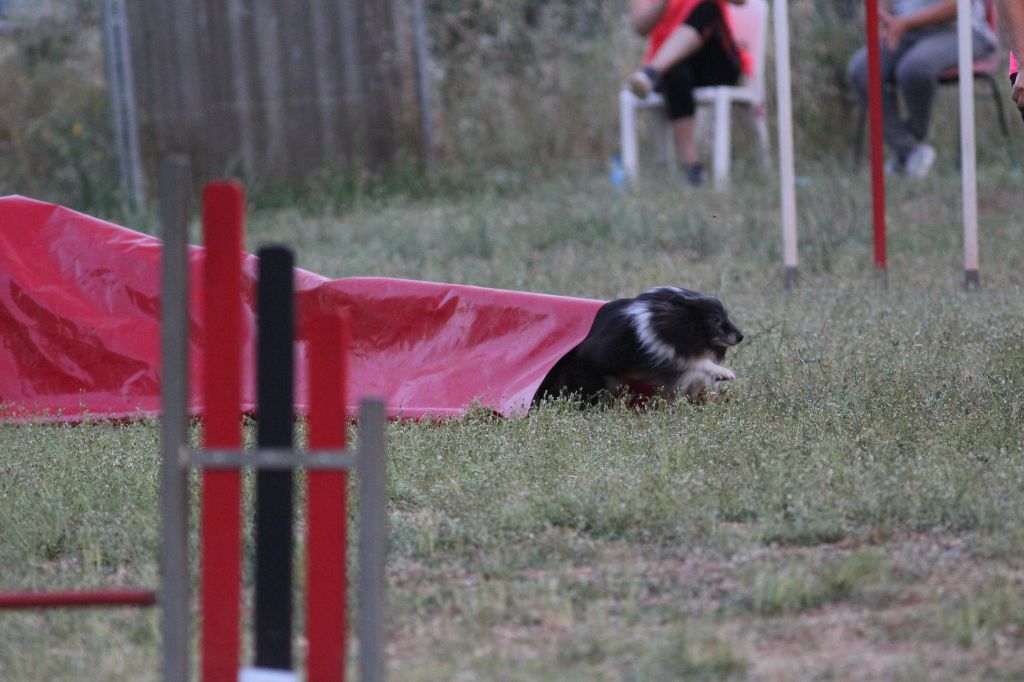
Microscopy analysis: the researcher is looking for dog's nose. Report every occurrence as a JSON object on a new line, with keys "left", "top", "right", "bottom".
{"left": 734, "top": 331, "right": 744, "bottom": 343}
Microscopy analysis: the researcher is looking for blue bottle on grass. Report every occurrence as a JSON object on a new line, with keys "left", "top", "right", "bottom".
{"left": 609, "top": 155, "right": 626, "bottom": 191}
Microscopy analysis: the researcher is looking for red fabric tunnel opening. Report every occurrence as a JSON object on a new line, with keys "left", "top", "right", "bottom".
{"left": 0, "top": 196, "right": 605, "bottom": 422}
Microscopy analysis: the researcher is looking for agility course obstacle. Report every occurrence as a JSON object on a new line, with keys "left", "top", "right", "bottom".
{"left": 858, "top": 0, "right": 982, "bottom": 287}
{"left": 772, "top": 0, "right": 986, "bottom": 289}
{"left": 0, "top": 196, "right": 602, "bottom": 423}
{"left": 160, "top": 163, "right": 388, "bottom": 681}
{"left": 864, "top": 0, "right": 888, "bottom": 281}
{"left": 0, "top": 159, "right": 389, "bottom": 681}
{"left": 955, "top": 0, "right": 981, "bottom": 289}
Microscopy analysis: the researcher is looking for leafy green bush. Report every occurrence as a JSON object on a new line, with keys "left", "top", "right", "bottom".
{"left": 0, "top": 3, "right": 121, "bottom": 211}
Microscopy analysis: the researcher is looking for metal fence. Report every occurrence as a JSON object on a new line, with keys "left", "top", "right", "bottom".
{"left": 121, "top": 0, "right": 419, "bottom": 188}
{"left": 0, "top": 0, "right": 63, "bottom": 17}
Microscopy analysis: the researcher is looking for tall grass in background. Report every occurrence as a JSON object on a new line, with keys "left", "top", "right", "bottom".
{"left": 0, "top": 0, "right": 1019, "bottom": 213}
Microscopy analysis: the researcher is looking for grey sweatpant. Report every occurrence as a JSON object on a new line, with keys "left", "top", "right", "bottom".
{"left": 847, "top": 27, "right": 994, "bottom": 159}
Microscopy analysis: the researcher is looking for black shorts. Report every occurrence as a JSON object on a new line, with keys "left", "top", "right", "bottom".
{"left": 657, "top": 1, "right": 742, "bottom": 119}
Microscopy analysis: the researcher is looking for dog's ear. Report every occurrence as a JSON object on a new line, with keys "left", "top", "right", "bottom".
{"left": 688, "top": 295, "right": 725, "bottom": 315}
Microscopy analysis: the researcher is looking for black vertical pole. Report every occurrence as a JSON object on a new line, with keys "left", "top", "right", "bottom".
{"left": 254, "top": 246, "right": 295, "bottom": 671}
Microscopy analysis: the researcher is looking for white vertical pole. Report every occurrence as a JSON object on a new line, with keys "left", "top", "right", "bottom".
{"left": 620, "top": 90, "right": 640, "bottom": 183}
{"left": 958, "top": 0, "right": 980, "bottom": 288}
{"left": 711, "top": 89, "right": 732, "bottom": 189}
{"left": 774, "top": 0, "right": 799, "bottom": 288}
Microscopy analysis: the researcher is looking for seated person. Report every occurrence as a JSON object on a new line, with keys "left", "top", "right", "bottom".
{"left": 627, "top": 0, "right": 751, "bottom": 186}
{"left": 995, "top": 0, "right": 1024, "bottom": 118}
{"left": 847, "top": 0, "right": 996, "bottom": 178}
{"left": 1013, "top": 51, "right": 1024, "bottom": 122}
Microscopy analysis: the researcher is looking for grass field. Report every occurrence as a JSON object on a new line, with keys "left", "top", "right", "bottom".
{"left": 2, "top": 159, "right": 1024, "bottom": 680}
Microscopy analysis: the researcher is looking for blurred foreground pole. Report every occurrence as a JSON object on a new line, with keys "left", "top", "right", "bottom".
{"left": 201, "top": 181, "right": 246, "bottom": 681}
{"left": 159, "top": 156, "right": 191, "bottom": 682}
{"left": 774, "top": 0, "right": 799, "bottom": 289}
{"left": 254, "top": 247, "right": 296, "bottom": 672}
{"left": 957, "top": 0, "right": 980, "bottom": 289}
{"left": 358, "top": 399, "right": 388, "bottom": 682}
{"left": 101, "top": 0, "right": 146, "bottom": 210}
{"left": 865, "top": 0, "right": 887, "bottom": 284}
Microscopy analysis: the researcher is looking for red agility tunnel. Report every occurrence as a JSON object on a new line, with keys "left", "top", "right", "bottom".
{"left": 0, "top": 195, "right": 602, "bottom": 422}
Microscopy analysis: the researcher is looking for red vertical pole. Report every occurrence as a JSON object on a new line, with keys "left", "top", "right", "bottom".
{"left": 306, "top": 309, "right": 351, "bottom": 682}
{"left": 201, "top": 181, "right": 245, "bottom": 682}
{"left": 865, "top": 0, "right": 887, "bottom": 273}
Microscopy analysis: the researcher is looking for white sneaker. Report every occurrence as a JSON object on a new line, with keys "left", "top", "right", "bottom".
{"left": 884, "top": 156, "right": 905, "bottom": 176}
{"left": 627, "top": 68, "right": 656, "bottom": 99}
{"left": 903, "top": 144, "right": 936, "bottom": 179}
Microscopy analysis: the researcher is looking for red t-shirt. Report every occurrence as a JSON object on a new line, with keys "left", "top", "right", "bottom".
{"left": 644, "top": 0, "right": 752, "bottom": 75}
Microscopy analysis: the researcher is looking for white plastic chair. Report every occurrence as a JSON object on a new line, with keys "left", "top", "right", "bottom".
{"left": 619, "top": 0, "right": 770, "bottom": 188}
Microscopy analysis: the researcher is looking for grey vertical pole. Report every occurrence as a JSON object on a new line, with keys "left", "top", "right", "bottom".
{"left": 412, "top": 0, "right": 436, "bottom": 167}
{"left": 101, "top": 0, "right": 146, "bottom": 210}
{"left": 358, "top": 399, "right": 388, "bottom": 682}
{"left": 159, "top": 156, "right": 192, "bottom": 682}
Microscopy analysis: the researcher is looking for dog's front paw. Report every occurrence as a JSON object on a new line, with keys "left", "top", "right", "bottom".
{"left": 712, "top": 366, "right": 736, "bottom": 382}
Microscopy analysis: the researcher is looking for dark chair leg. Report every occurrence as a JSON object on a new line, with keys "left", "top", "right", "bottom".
{"left": 984, "top": 73, "right": 1011, "bottom": 138}
{"left": 951, "top": 75, "right": 1016, "bottom": 171}
{"left": 982, "top": 73, "right": 1018, "bottom": 168}
{"left": 951, "top": 81, "right": 963, "bottom": 169}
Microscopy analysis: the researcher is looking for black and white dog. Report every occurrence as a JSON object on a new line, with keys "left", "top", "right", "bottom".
{"left": 534, "top": 287, "right": 743, "bottom": 405}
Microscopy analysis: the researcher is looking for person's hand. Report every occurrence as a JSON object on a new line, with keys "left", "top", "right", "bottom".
{"left": 879, "top": 10, "right": 908, "bottom": 51}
